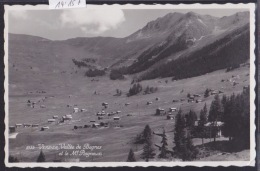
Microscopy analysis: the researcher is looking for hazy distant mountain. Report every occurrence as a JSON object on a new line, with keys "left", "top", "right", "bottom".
{"left": 8, "top": 11, "right": 250, "bottom": 83}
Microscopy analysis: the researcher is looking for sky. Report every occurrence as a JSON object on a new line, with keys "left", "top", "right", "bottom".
{"left": 8, "top": 8, "right": 249, "bottom": 40}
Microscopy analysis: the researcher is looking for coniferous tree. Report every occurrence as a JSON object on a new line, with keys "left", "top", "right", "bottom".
{"left": 158, "top": 129, "right": 168, "bottom": 158}
{"left": 174, "top": 109, "right": 186, "bottom": 155}
{"left": 198, "top": 103, "right": 208, "bottom": 144}
{"left": 143, "top": 125, "right": 152, "bottom": 141}
{"left": 127, "top": 148, "right": 136, "bottom": 162}
{"left": 37, "top": 150, "right": 46, "bottom": 162}
{"left": 144, "top": 86, "right": 150, "bottom": 94}
{"left": 181, "top": 134, "right": 198, "bottom": 161}
{"left": 222, "top": 87, "right": 250, "bottom": 150}
{"left": 141, "top": 125, "right": 155, "bottom": 162}
{"left": 208, "top": 94, "right": 222, "bottom": 142}
{"left": 204, "top": 88, "right": 210, "bottom": 98}
{"left": 186, "top": 110, "right": 197, "bottom": 129}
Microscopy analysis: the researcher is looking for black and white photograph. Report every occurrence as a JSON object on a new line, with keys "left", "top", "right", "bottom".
{"left": 4, "top": 4, "right": 256, "bottom": 167}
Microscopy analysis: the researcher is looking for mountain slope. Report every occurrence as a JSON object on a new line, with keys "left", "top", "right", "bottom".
{"left": 125, "top": 11, "right": 249, "bottom": 78}
{"left": 8, "top": 11, "right": 250, "bottom": 85}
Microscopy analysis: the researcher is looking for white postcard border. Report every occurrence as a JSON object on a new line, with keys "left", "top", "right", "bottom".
{"left": 4, "top": 3, "right": 256, "bottom": 167}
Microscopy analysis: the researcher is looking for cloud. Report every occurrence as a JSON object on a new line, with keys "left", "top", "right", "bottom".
{"left": 9, "top": 10, "right": 28, "bottom": 20}
{"left": 60, "top": 9, "right": 125, "bottom": 34}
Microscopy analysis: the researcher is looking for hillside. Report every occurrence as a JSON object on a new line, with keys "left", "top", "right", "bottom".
{"left": 9, "top": 11, "right": 250, "bottom": 84}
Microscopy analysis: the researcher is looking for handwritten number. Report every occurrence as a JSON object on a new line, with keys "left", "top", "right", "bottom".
{"left": 54, "top": 0, "right": 83, "bottom": 9}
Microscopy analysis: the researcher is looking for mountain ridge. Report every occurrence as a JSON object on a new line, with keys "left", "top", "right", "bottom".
{"left": 8, "top": 11, "right": 250, "bottom": 83}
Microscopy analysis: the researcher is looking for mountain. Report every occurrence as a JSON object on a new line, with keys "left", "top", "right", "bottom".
{"left": 8, "top": 11, "right": 250, "bottom": 85}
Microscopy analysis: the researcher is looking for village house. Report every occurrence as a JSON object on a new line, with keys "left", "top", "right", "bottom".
{"left": 156, "top": 108, "right": 165, "bottom": 115}
{"left": 81, "top": 109, "right": 87, "bottom": 112}
{"left": 193, "top": 94, "right": 201, "bottom": 97}
{"left": 32, "top": 124, "right": 39, "bottom": 128}
{"left": 92, "top": 123, "right": 100, "bottom": 128}
{"left": 196, "top": 99, "right": 202, "bottom": 103}
{"left": 53, "top": 115, "right": 59, "bottom": 119}
{"left": 147, "top": 101, "right": 153, "bottom": 105}
{"left": 15, "top": 124, "right": 23, "bottom": 128}
{"left": 62, "top": 115, "right": 72, "bottom": 122}
{"left": 102, "top": 102, "right": 109, "bottom": 108}
{"left": 48, "top": 119, "right": 56, "bottom": 123}
{"left": 23, "top": 123, "right": 32, "bottom": 127}
{"left": 100, "top": 122, "right": 109, "bottom": 127}
{"left": 113, "top": 116, "right": 121, "bottom": 120}
{"left": 194, "top": 120, "right": 224, "bottom": 138}
{"left": 169, "top": 107, "right": 177, "bottom": 112}
{"left": 73, "top": 107, "right": 79, "bottom": 113}
{"left": 167, "top": 114, "right": 175, "bottom": 120}
{"left": 188, "top": 99, "right": 194, "bottom": 103}
{"left": 211, "top": 90, "right": 219, "bottom": 95}
{"left": 9, "top": 126, "right": 16, "bottom": 133}
{"left": 41, "top": 126, "right": 49, "bottom": 131}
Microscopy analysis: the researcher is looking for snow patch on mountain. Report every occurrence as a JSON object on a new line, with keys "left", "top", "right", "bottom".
{"left": 197, "top": 18, "right": 207, "bottom": 27}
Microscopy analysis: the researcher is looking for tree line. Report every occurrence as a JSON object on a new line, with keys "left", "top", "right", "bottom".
{"left": 127, "top": 86, "right": 250, "bottom": 161}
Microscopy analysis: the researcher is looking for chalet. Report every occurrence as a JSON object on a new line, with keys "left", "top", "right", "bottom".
{"left": 100, "top": 122, "right": 109, "bottom": 127}
{"left": 169, "top": 107, "right": 177, "bottom": 112}
{"left": 97, "top": 112, "right": 106, "bottom": 116}
{"left": 188, "top": 99, "right": 194, "bottom": 103}
{"left": 23, "top": 123, "right": 31, "bottom": 127}
{"left": 40, "top": 105, "right": 46, "bottom": 108}
{"left": 116, "top": 111, "right": 121, "bottom": 114}
{"left": 156, "top": 108, "right": 165, "bottom": 115}
{"left": 62, "top": 115, "right": 72, "bottom": 122}
{"left": 84, "top": 124, "right": 91, "bottom": 128}
{"left": 243, "top": 85, "right": 249, "bottom": 90}
{"left": 53, "top": 115, "right": 59, "bottom": 119}
{"left": 113, "top": 117, "right": 120, "bottom": 120}
{"left": 48, "top": 119, "right": 56, "bottom": 123}
{"left": 102, "top": 102, "right": 109, "bottom": 108}
{"left": 15, "top": 124, "right": 23, "bottom": 128}
{"left": 193, "top": 94, "right": 201, "bottom": 97}
{"left": 108, "top": 113, "right": 114, "bottom": 116}
{"left": 167, "top": 115, "right": 174, "bottom": 120}
{"left": 147, "top": 101, "right": 153, "bottom": 105}
{"left": 196, "top": 99, "right": 202, "bottom": 103}
{"left": 194, "top": 121, "right": 224, "bottom": 138}
{"left": 92, "top": 123, "right": 100, "bottom": 128}
{"left": 204, "top": 121, "right": 224, "bottom": 137}
{"left": 81, "top": 109, "right": 87, "bottom": 112}
{"left": 189, "top": 95, "right": 195, "bottom": 99}
{"left": 102, "top": 102, "right": 108, "bottom": 106}
{"left": 73, "top": 107, "right": 79, "bottom": 113}
{"left": 211, "top": 90, "right": 219, "bottom": 95}
{"left": 41, "top": 126, "right": 49, "bottom": 131}
{"left": 125, "top": 103, "right": 130, "bottom": 106}
{"left": 9, "top": 126, "right": 16, "bottom": 133}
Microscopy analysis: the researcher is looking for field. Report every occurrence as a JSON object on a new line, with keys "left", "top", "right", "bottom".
{"left": 8, "top": 63, "right": 250, "bottom": 162}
